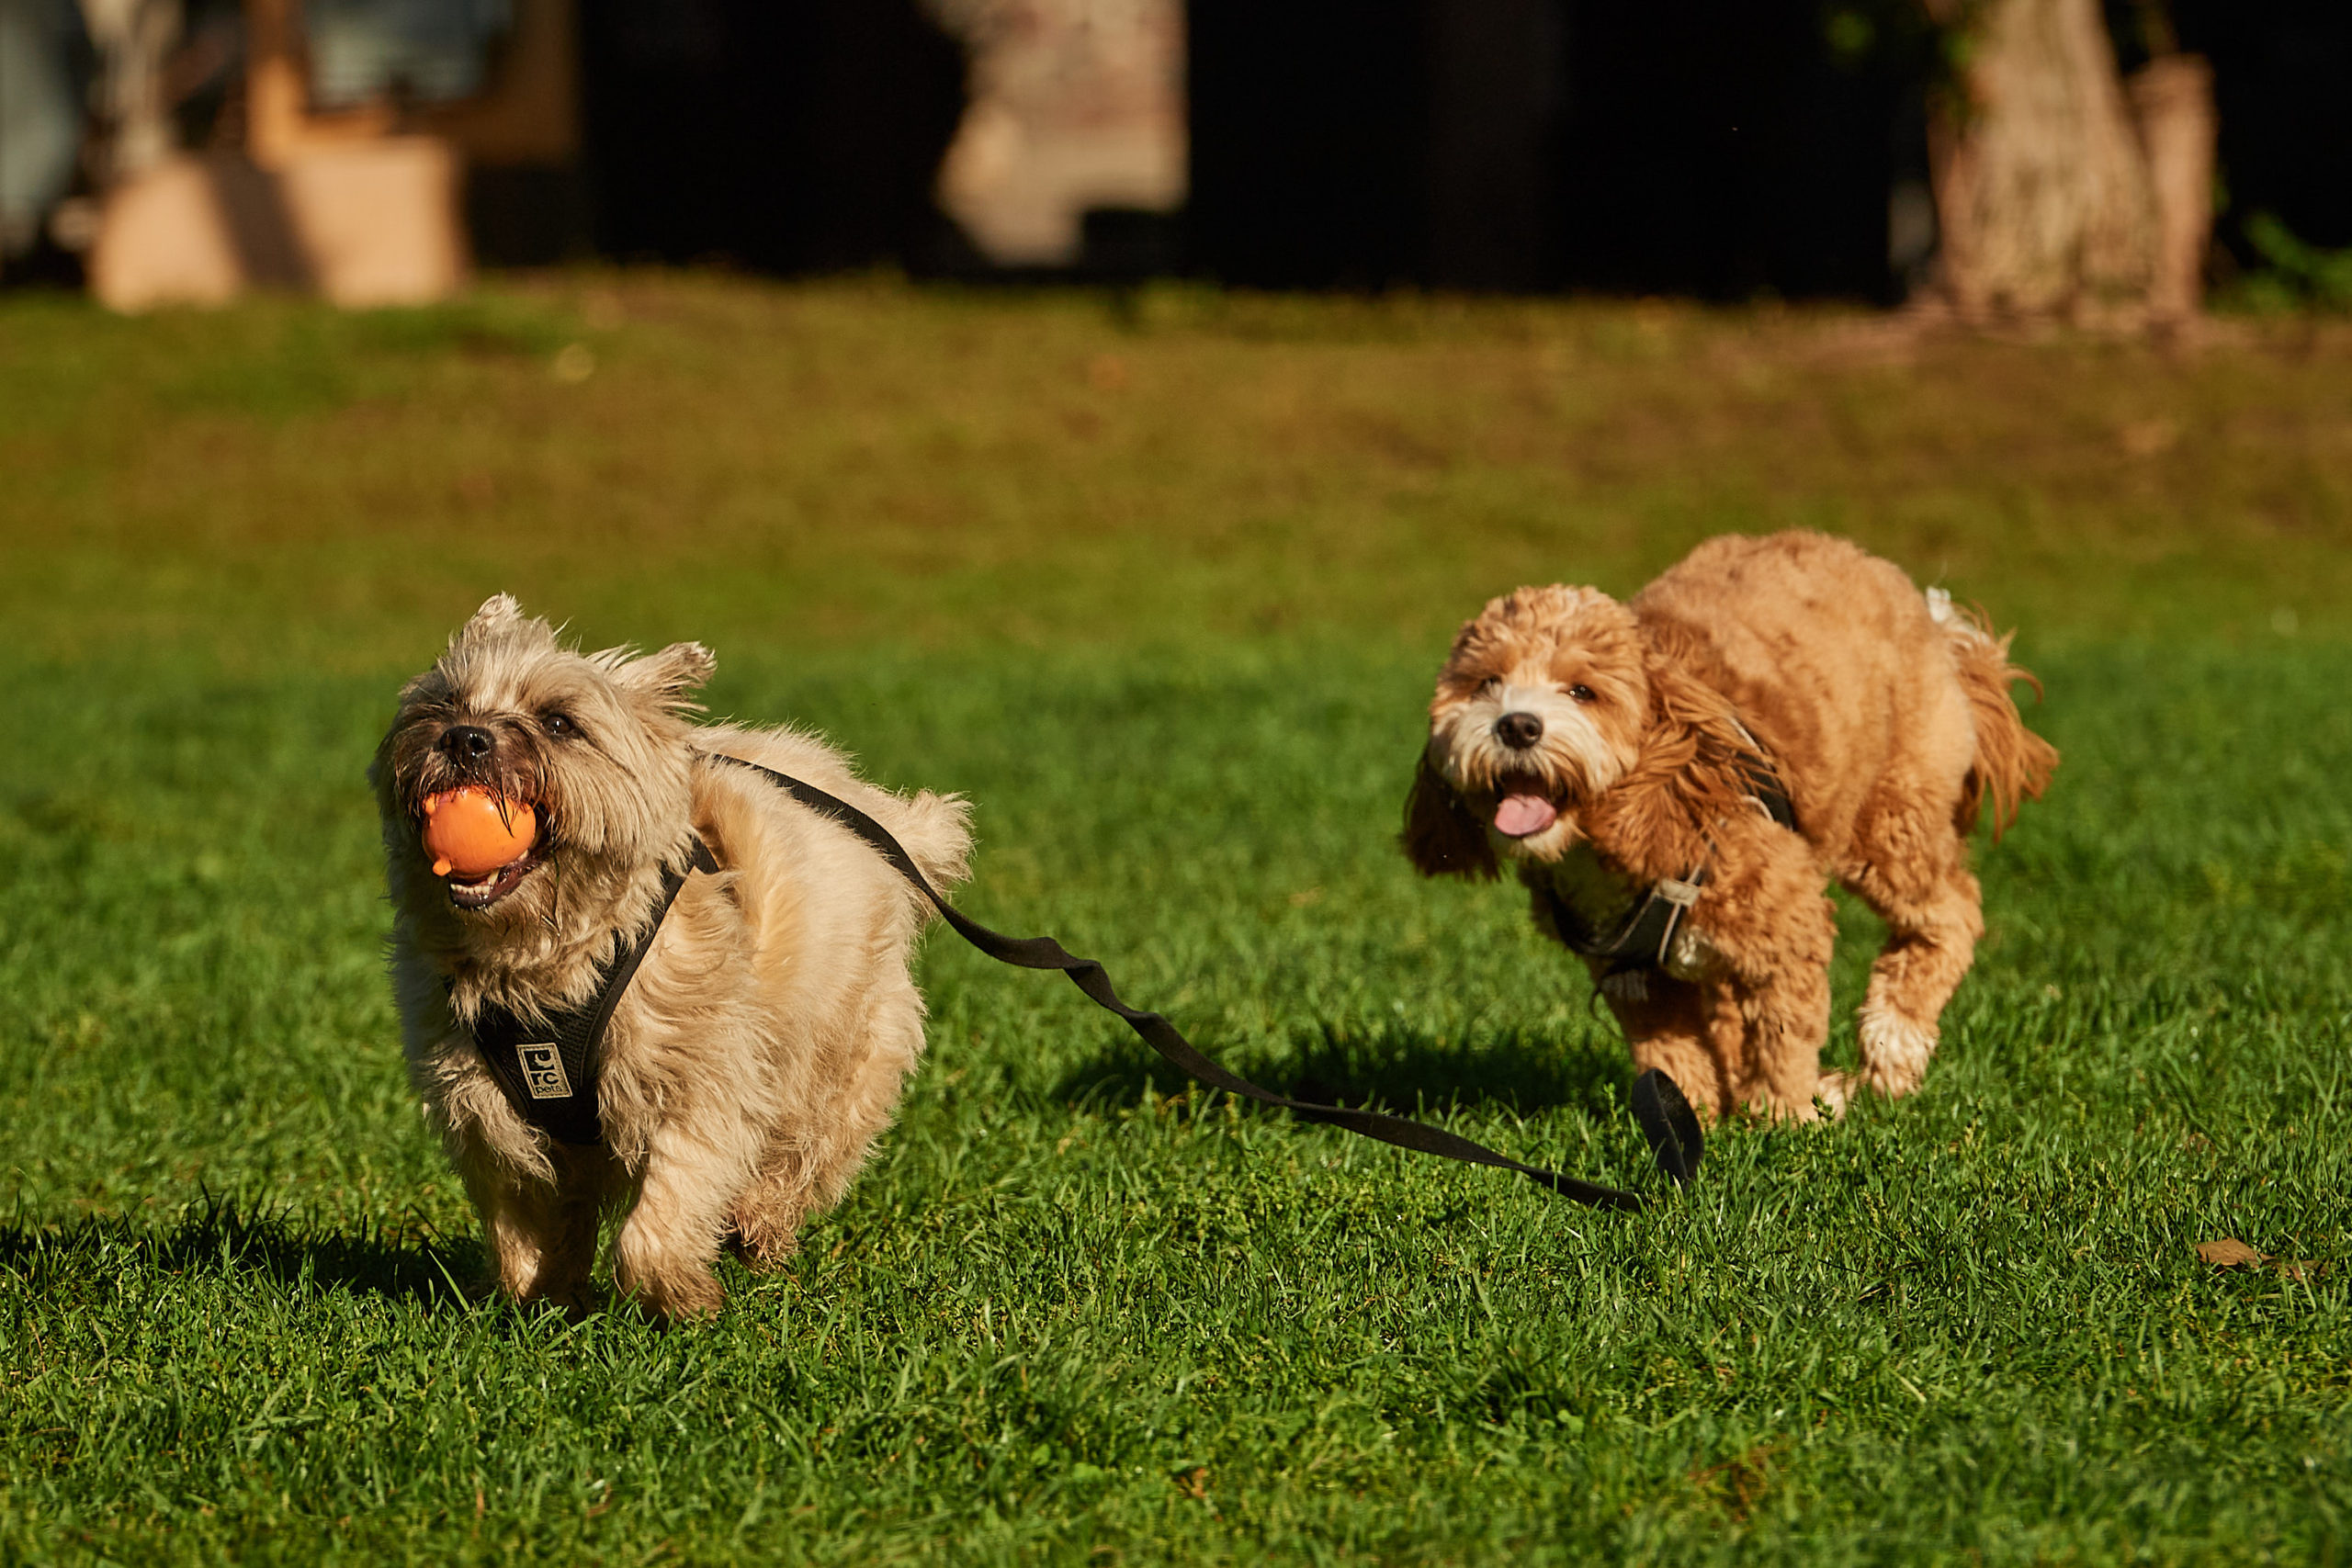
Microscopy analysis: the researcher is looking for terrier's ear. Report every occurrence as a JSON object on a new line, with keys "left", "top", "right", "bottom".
{"left": 615, "top": 640, "right": 717, "bottom": 707}
{"left": 461, "top": 594, "right": 525, "bottom": 640}
{"left": 1401, "top": 746, "right": 1498, "bottom": 880}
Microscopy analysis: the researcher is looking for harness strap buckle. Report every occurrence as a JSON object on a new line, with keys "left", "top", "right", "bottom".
{"left": 1648, "top": 873, "right": 1704, "bottom": 968}
{"left": 1601, "top": 967, "right": 1650, "bottom": 1005}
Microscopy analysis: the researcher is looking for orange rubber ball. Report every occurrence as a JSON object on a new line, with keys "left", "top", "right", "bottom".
{"left": 422, "top": 787, "right": 538, "bottom": 877}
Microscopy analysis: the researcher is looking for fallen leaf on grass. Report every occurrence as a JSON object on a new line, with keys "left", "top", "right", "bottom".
{"left": 2197, "top": 1238, "right": 2267, "bottom": 1267}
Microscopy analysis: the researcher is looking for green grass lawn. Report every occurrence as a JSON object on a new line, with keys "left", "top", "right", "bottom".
{"left": 2, "top": 277, "right": 2347, "bottom": 1564}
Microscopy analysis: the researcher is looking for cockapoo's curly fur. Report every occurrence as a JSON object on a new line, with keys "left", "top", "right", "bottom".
{"left": 373, "top": 597, "right": 971, "bottom": 1321}
{"left": 1404, "top": 532, "right": 2057, "bottom": 1121}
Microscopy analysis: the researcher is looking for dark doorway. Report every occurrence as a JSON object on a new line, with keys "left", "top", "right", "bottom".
{"left": 2168, "top": 0, "right": 2352, "bottom": 258}
{"left": 578, "top": 0, "right": 967, "bottom": 273}
{"left": 1554, "top": 1, "right": 1909, "bottom": 300}
{"left": 1187, "top": 0, "right": 1910, "bottom": 299}
{"left": 1185, "top": 0, "right": 1430, "bottom": 289}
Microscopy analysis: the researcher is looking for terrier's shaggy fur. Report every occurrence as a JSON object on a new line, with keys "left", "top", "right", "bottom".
{"left": 373, "top": 597, "right": 971, "bottom": 1321}
{"left": 1404, "top": 532, "right": 2057, "bottom": 1121}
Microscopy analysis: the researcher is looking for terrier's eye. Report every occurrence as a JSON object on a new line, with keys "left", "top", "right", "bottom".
{"left": 544, "top": 711, "right": 579, "bottom": 738}
{"left": 1567, "top": 684, "right": 1597, "bottom": 703}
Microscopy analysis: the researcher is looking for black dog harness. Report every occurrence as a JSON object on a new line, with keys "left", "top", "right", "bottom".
{"left": 1543, "top": 750, "right": 1798, "bottom": 997}
{"left": 459, "top": 754, "right": 1704, "bottom": 1208}
{"left": 460, "top": 837, "right": 720, "bottom": 1146}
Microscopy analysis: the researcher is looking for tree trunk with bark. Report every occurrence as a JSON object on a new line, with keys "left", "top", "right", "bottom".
{"left": 2125, "top": 51, "right": 2216, "bottom": 325}
{"left": 1924, "top": 0, "right": 2155, "bottom": 320}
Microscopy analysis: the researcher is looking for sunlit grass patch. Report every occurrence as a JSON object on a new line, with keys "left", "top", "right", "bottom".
{"left": 0, "top": 279, "right": 2346, "bottom": 1562}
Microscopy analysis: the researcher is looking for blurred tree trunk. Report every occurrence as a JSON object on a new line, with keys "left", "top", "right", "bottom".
{"left": 2123, "top": 48, "right": 2216, "bottom": 325}
{"left": 1923, "top": 0, "right": 2154, "bottom": 320}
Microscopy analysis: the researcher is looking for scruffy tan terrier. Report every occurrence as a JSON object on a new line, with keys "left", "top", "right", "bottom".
{"left": 1405, "top": 532, "right": 2057, "bottom": 1122}
{"left": 372, "top": 596, "right": 971, "bottom": 1321}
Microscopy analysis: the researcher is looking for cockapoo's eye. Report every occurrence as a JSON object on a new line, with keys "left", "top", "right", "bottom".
{"left": 544, "top": 712, "right": 580, "bottom": 738}
{"left": 1477, "top": 677, "right": 1502, "bottom": 694}
{"left": 1567, "top": 684, "right": 1597, "bottom": 703}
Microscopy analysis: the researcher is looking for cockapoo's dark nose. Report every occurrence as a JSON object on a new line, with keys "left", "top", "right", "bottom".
{"left": 1495, "top": 712, "right": 1544, "bottom": 750}
{"left": 438, "top": 725, "right": 496, "bottom": 761}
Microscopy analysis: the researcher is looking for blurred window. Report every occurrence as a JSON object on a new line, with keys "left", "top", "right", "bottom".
{"left": 0, "top": 0, "right": 90, "bottom": 255}
{"left": 305, "top": 0, "right": 510, "bottom": 107}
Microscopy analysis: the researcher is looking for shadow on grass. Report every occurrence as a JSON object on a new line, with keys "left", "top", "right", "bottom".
{"left": 0, "top": 1197, "right": 481, "bottom": 1310}
{"left": 1055, "top": 1020, "right": 1634, "bottom": 1123}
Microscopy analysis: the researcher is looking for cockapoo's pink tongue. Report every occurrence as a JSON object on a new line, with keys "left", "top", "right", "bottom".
{"left": 1493, "top": 793, "right": 1557, "bottom": 838}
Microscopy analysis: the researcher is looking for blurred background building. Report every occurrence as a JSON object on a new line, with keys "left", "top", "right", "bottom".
{"left": 1, "top": 0, "right": 2346, "bottom": 312}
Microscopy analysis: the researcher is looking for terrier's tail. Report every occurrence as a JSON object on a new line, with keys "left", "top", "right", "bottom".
{"left": 1928, "top": 588, "right": 2060, "bottom": 840}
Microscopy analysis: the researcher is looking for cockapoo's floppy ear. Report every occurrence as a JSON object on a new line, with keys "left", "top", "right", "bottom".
{"left": 1608, "top": 625, "right": 1771, "bottom": 841}
{"left": 612, "top": 640, "right": 717, "bottom": 708}
{"left": 1401, "top": 746, "right": 1498, "bottom": 880}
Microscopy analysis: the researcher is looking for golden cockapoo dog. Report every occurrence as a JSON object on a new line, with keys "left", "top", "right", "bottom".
{"left": 373, "top": 597, "right": 971, "bottom": 1321}
{"left": 1405, "top": 532, "right": 2057, "bottom": 1121}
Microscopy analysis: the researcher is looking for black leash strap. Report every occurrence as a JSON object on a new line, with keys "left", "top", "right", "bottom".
{"left": 710, "top": 754, "right": 1694, "bottom": 1213}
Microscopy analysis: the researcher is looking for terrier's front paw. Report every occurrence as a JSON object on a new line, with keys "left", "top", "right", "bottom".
{"left": 1815, "top": 1071, "right": 1856, "bottom": 1119}
{"left": 722, "top": 1224, "right": 800, "bottom": 1273}
{"left": 514, "top": 1281, "right": 600, "bottom": 1321}
{"left": 620, "top": 1265, "right": 726, "bottom": 1325}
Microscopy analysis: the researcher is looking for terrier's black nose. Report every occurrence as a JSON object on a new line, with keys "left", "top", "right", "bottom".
{"left": 438, "top": 725, "right": 495, "bottom": 761}
{"left": 1495, "top": 712, "right": 1544, "bottom": 750}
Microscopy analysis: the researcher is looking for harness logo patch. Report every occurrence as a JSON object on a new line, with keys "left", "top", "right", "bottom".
{"left": 515, "top": 1043, "right": 573, "bottom": 1100}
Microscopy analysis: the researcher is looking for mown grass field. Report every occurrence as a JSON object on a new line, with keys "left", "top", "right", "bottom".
{"left": 2, "top": 277, "right": 2347, "bottom": 1564}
